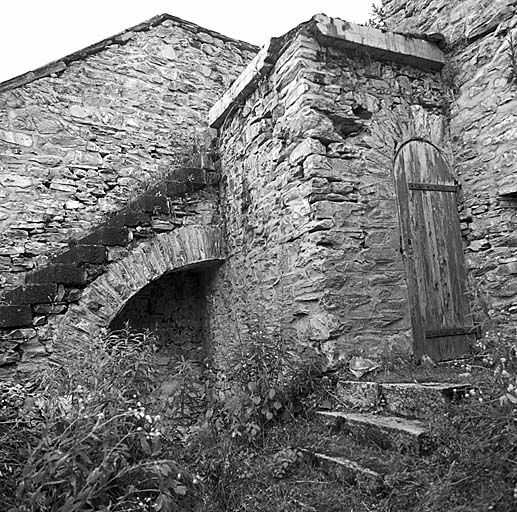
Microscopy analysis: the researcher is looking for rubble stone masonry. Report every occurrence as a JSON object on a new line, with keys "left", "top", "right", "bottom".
{"left": 2, "top": 5, "right": 515, "bottom": 375}
{"left": 0, "top": 15, "right": 256, "bottom": 291}
{"left": 210, "top": 19, "right": 448, "bottom": 363}
{"left": 383, "top": 0, "right": 517, "bottom": 326}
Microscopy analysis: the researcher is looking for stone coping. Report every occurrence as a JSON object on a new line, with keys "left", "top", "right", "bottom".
{"left": 311, "top": 14, "right": 444, "bottom": 69}
{"left": 208, "top": 37, "right": 282, "bottom": 129}
{"left": 0, "top": 13, "right": 259, "bottom": 94}
{"left": 208, "top": 13, "right": 445, "bottom": 129}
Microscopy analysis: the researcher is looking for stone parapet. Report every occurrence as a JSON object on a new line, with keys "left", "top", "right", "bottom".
{"left": 209, "top": 14, "right": 444, "bottom": 129}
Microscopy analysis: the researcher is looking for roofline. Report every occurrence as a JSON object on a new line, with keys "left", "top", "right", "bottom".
{"left": 0, "top": 13, "right": 259, "bottom": 94}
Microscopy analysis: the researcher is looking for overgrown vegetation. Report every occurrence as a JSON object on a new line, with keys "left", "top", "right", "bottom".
{"left": 0, "top": 330, "right": 196, "bottom": 512}
{"left": 1, "top": 304, "right": 516, "bottom": 511}
{"left": 366, "top": 2, "right": 387, "bottom": 30}
{"left": 507, "top": 33, "right": 517, "bottom": 84}
{"left": 208, "top": 307, "right": 324, "bottom": 443}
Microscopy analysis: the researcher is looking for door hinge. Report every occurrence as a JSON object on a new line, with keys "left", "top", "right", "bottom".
{"left": 409, "top": 182, "right": 458, "bottom": 192}
{"left": 425, "top": 325, "right": 481, "bottom": 339}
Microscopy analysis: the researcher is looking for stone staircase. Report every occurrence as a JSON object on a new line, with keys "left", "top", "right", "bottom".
{"left": 0, "top": 162, "right": 221, "bottom": 373}
{"left": 303, "top": 379, "right": 471, "bottom": 493}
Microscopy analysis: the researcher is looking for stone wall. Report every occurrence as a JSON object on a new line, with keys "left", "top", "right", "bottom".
{"left": 382, "top": 0, "right": 516, "bottom": 44}
{"left": 0, "top": 14, "right": 256, "bottom": 291}
{"left": 383, "top": 0, "right": 517, "bottom": 327}
{"left": 0, "top": 161, "right": 223, "bottom": 376}
{"left": 210, "top": 19, "right": 448, "bottom": 365}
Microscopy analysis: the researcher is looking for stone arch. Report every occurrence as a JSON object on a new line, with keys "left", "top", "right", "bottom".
{"left": 366, "top": 104, "right": 450, "bottom": 167}
{"left": 49, "top": 226, "right": 224, "bottom": 357}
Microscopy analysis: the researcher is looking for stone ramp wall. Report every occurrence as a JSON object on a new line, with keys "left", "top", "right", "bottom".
{"left": 0, "top": 15, "right": 256, "bottom": 291}
{"left": 0, "top": 166, "right": 222, "bottom": 376}
{"left": 210, "top": 18, "right": 448, "bottom": 364}
{"left": 383, "top": 0, "right": 517, "bottom": 329}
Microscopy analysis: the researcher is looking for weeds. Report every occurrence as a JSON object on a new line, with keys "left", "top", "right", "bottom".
{"left": 1, "top": 287, "right": 516, "bottom": 511}
{"left": 210, "top": 303, "right": 324, "bottom": 444}
{"left": 2, "top": 329, "right": 197, "bottom": 512}
{"left": 508, "top": 33, "right": 517, "bottom": 84}
{"left": 366, "top": 2, "right": 387, "bottom": 30}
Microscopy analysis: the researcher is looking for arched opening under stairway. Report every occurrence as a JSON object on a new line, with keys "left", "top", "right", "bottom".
{"left": 107, "top": 260, "right": 218, "bottom": 427}
{"left": 108, "top": 264, "right": 213, "bottom": 362}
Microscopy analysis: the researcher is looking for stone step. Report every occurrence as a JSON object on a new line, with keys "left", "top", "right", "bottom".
{"left": 337, "top": 381, "right": 381, "bottom": 409}
{"left": 3, "top": 283, "right": 59, "bottom": 305}
{"left": 25, "top": 264, "right": 87, "bottom": 286}
{"left": 0, "top": 305, "right": 33, "bottom": 328}
{"left": 381, "top": 382, "right": 470, "bottom": 418}
{"left": 306, "top": 451, "right": 385, "bottom": 493}
{"left": 80, "top": 226, "right": 132, "bottom": 246}
{"left": 317, "top": 410, "right": 434, "bottom": 455}
{"left": 54, "top": 245, "right": 107, "bottom": 265}
{"left": 337, "top": 380, "right": 470, "bottom": 418}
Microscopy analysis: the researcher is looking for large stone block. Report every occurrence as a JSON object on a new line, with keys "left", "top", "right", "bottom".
{"left": 26, "top": 264, "right": 87, "bottom": 286}
{"left": 317, "top": 410, "right": 433, "bottom": 455}
{"left": 337, "top": 381, "right": 380, "bottom": 410}
{"left": 380, "top": 382, "right": 471, "bottom": 419}
{"left": 80, "top": 227, "right": 131, "bottom": 246}
{"left": 131, "top": 194, "right": 170, "bottom": 215}
{"left": 3, "top": 284, "right": 59, "bottom": 304}
{"left": 304, "top": 155, "right": 349, "bottom": 181}
{"left": 54, "top": 245, "right": 107, "bottom": 265}
{"left": 0, "top": 305, "right": 33, "bottom": 328}
{"left": 311, "top": 452, "right": 385, "bottom": 493}
{"left": 172, "top": 167, "right": 207, "bottom": 189}
{"left": 111, "top": 212, "right": 151, "bottom": 228}
{"left": 166, "top": 180, "right": 188, "bottom": 196}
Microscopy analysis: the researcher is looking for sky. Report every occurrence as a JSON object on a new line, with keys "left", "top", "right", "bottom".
{"left": 0, "top": 0, "right": 374, "bottom": 83}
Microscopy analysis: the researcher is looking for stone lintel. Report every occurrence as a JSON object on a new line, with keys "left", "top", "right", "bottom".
{"left": 208, "top": 14, "right": 444, "bottom": 130}
{"left": 312, "top": 14, "right": 444, "bottom": 70}
{"left": 208, "top": 37, "right": 281, "bottom": 129}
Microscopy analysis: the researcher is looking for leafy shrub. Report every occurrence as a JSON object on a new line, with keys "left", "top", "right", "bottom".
{"left": 9, "top": 329, "right": 197, "bottom": 512}
{"left": 212, "top": 307, "right": 324, "bottom": 443}
{"left": 165, "top": 358, "right": 208, "bottom": 437}
{"left": 0, "top": 381, "right": 40, "bottom": 510}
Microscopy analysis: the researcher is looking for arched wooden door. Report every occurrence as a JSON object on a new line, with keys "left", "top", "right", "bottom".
{"left": 394, "top": 140, "right": 476, "bottom": 361}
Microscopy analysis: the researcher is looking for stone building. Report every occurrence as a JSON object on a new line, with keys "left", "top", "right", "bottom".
{"left": 0, "top": 1, "right": 516, "bottom": 377}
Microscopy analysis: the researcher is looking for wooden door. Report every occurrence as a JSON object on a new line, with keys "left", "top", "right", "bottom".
{"left": 394, "top": 140, "right": 476, "bottom": 361}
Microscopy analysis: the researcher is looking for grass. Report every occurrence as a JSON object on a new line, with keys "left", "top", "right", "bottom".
{"left": 1, "top": 327, "right": 515, "bottom": 511}
{"left": 179, "top": 349, "right": 516, "bottom": 512}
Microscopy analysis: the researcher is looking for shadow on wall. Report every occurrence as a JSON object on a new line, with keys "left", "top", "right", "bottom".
{"left": 109, "top": 267, "right": 213, "bottom": 363}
